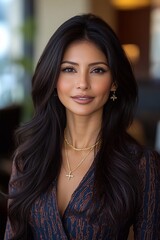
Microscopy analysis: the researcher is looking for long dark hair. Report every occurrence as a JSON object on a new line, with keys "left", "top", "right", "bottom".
{"left": 8, "top": 13, "right": 142, "bottom": 239}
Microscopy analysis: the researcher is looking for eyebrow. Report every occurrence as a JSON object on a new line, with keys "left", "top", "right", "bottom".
{"left": 61, "top": 61, "right": 109, "bottom": 67}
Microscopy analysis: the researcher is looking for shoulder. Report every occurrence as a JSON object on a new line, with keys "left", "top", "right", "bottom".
{"left": 138, "top": 148, "right": 160, "bottom": 190}
{"left": 127, "top": 142, "right": 160, "bottom": 187}
{"left": 136, "top": 147, "right": 160, "bottom": 174}
{"left": 127, "top": 139, "right": 160, "bottom": 171}
{"left": 131, "top": 146, "right": 160, "bottom": 198}
{"left": 132, "top": 147, "right": 160, "bottom": 238}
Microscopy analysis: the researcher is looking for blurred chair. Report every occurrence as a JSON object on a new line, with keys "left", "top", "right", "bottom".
{"left": 127, "top": 118, "right": 147, "bottom": 146}
{"left": 0, "top": 105, "right": 21, "bottom": 157}
{"left": 0, "top": 104, "right": 21, "bottom": 239}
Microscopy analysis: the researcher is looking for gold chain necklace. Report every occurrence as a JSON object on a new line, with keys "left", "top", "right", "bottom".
{"left": 65, "top": 144, "right": 93, "bottom": 180}
{"left": 64, "top": 133, "right": 100, "bottom": 151}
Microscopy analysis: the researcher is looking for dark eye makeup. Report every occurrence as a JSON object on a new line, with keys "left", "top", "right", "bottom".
{"left": 61, "top": 67, "right": 76, "bottom": 73}
{"left": 91, "top": 67, "right": 108, "bottom": 74}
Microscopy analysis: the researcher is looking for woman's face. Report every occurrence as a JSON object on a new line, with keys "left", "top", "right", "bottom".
{"left": 57, "top": 40, "right": 115, "bottom": 117}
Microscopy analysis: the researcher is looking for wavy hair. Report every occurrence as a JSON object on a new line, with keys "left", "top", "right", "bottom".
{"left": 8, "top": 13, "right": 142, "bottom": 239}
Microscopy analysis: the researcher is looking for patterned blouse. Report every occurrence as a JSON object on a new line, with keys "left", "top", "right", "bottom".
{"left": 4, "top": 149, "right": 160, "bottom": 239}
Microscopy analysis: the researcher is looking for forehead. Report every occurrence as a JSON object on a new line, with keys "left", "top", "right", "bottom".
{"left": 62, "top": 40, "right": 107, "bottom": 62}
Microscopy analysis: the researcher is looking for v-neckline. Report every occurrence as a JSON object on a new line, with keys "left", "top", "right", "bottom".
{"left": 55, "top": 162, "right": 95, "bottom": 219}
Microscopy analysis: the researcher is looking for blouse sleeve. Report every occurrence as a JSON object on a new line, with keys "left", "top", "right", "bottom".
{"left": 133, "top": 149, "right": 160, "bottom": 239}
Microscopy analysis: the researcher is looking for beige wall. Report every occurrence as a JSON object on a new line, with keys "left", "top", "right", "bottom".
{"left": 90, "top": 0, "right": 117, "bottom": 31}
{"left": 34, "top": 0, "right": 117, "bottom": 65}
{"left": 34, "top": 0, "right": 90, "bottom": 63}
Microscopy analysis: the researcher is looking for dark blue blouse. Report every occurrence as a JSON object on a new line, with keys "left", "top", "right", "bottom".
{"left": 4, "top": 150, "right": 160, "bottom": 239}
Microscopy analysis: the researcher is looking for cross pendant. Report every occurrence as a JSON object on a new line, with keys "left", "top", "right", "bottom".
{"left": 66, "top": 171, "right": 74, "bottom": 180}
{"left": 110, "top": 94, "right": 117, "bottom": 101}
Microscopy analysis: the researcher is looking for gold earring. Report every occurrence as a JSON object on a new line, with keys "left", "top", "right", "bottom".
{"left": 110, "top": 91, "right": 117, "bottom": 101}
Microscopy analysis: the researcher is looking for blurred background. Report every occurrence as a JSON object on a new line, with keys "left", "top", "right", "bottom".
{"left": 0, "top": 0, "right": 160, "bottom": 239}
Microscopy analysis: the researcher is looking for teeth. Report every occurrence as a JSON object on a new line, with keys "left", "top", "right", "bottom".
{"left": 79, "top": 97, "right": 88, "bottom": 100}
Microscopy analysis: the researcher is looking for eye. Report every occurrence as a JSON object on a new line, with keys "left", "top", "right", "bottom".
{"left": 91, "top": 67, "right": 108, "bottom": 74}
{"left": 61, "top": 67, "right": 76, "bottom": 73}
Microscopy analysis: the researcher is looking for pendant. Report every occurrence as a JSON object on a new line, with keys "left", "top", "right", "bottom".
{"left": 66, "top": 171, "right": 74, "bottom": 180}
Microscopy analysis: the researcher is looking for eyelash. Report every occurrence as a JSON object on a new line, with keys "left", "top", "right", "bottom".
{"left": 91, "top": 67, "right": 107, "bottom": 74}
{"left": 61, "top": 67, "right": 108, "bottom": 74}
{"left": 61, "top": 67, "right": 76, "bottom": 73}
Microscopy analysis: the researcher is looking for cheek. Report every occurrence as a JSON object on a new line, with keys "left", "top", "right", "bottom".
{"left": 57, "top": 78, "right": 69, "bottom": 94}
{"left": 95, "top": 82, "right": 112, "bottom": 97}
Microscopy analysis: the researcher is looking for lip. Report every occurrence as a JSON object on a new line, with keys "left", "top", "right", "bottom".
{"left": 71, "top": 95, "right": 94, "bottom": 104}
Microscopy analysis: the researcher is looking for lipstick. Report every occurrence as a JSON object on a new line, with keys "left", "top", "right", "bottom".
{"left": 71, "top": 95, "right": 94, "bottom": 104}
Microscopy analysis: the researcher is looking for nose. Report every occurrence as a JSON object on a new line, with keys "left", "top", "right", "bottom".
{"left": 76, "top": 72, "right": 90, "bottom": 90}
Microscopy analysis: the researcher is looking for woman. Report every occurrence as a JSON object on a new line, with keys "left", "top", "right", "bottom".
{"left": 5, "top": 14, "right": 160, "bottom": 239}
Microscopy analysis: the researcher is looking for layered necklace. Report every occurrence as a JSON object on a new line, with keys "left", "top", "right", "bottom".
{"left": 64, "top": 134, "right": 100, "bottom": 151}
{"left": 64, "top": 133, "right": 100, "bottom": 180}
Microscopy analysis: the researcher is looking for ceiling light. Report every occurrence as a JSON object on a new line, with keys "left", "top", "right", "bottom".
{"left": 111, "top": 0, "right": 150, "bottom": 10}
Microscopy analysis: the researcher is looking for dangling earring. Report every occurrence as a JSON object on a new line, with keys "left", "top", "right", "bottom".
{"left": 110, "top": 91, "right": 117, "bottom": 101}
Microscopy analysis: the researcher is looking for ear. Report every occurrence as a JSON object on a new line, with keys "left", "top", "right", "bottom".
{"left": 111, "top": 81, "right": 118, "bottom": 92}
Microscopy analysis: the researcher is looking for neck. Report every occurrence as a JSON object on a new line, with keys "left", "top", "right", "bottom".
{"left": 65, "top": 112, "right": 102, "bottom": 149}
